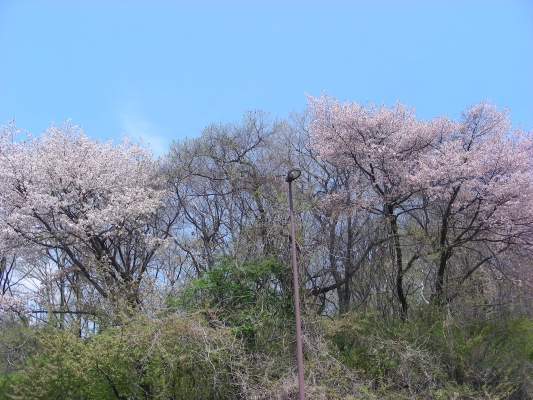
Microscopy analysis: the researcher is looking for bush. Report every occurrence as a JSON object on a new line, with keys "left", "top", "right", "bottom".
{"left": 8, "top": 314, "right": 243, "bottom": 399}
{"left": 174, "top": 256, "right": 293, "bottom": 349}
{"left": 325, "top": 313, "right": 448, "bottom": 395}
{"left": 324, "top": 310, "right": 533, "bottom": 399}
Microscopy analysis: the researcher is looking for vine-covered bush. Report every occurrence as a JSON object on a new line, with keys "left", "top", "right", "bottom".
{"left": 325, "top": 310, "right": 533, "bottom": 399}
{"left": 8, "top": 314, "right": 243, "bottom": 400}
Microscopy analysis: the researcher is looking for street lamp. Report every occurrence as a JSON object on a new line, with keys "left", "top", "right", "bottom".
{"left": 286, "top": 166, "right": 305, "bottom": 400}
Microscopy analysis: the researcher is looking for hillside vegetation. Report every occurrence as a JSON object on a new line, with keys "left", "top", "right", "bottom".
{"left": 1, "top": 96, "right": 532, "bottom": 399}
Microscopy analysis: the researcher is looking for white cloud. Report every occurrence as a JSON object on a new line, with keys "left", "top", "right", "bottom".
{"left": 118, "top": 98, "right": 169, "bottom": 157}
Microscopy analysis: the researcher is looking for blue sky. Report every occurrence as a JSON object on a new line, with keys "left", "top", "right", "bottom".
{"left": 1, "top": 1, "right": 532, "bottom": 155}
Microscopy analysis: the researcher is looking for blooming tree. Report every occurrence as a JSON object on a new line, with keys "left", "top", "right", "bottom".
{"left": 0, "top": 121, "right": 170, "bottom": 310}
{"left": 307, "top": 93, "right": 533, "bottom": 319}
{"left": 416, "top": 101, "right": 533, "bottom": 304}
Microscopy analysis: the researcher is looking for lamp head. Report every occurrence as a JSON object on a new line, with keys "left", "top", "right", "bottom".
{"left": 286, "top": 166, "right": 302, "bottom": 182}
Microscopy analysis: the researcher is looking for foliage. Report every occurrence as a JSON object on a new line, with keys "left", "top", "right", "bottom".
{"left": 3, "top": 310, "right": 367, "bottom": 400}
{"left": 7, "top": 313, "right": 243, "bottom": 400}
{"left": 175, "top": 256, "right": 292, "bottom": 346}
{"left": 0, "top": 318, "right": 37, "bottom": 400}
{"left": 325, "top": 310, "right": 533, "bottom": 399}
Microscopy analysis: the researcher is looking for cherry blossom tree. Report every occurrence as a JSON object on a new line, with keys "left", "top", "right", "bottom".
{"left": 307, "top": 93, "right": 452, "bottom": 319}
{"left": 284, "top": 111, "right": 389, "bottom": 315}
{"left": 0, "top": 121, "right": 170, "bottom": 311}
{"left": 307, "top": 93, "right": 533, "bottom": 319}
{"left": 415, "top": 101, "right": 533, "bottom": 305}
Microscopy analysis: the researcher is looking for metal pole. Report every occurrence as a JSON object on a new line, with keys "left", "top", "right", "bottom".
{"left": 288, "top": 179, "right": 305, "bottom": 400}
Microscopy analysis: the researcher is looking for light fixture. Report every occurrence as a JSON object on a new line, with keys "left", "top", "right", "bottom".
{"left": 286, "top": 166, "right": 302, "bottom": 182}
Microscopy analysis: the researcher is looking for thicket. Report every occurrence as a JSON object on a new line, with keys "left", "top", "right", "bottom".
{"left": 1, "top": 271, "right": 532, "bottom": 399}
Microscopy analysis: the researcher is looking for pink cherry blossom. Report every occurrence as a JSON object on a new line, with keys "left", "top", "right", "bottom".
{"left": 0, "top": 121, "right": 169, "bottom": 306}
{"left": 307, "top": 93, "right": 533, "bottom": 318}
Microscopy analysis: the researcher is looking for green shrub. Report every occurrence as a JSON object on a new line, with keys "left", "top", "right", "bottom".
{"left": 324, "top": 310, "right": 533, "bottom": 399}
{"left": 8, "top": 314, "right": 243, "bottom": 399}
{"left": 325, "top": 313, "right": 447, "bottom": 394}
{"left": 174, "top": 256, "right": 293, "bottom": 349}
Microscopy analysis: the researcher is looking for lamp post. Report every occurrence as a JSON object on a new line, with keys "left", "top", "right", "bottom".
{"left": 286, "top": 166, "right": 305, "bottom": 400}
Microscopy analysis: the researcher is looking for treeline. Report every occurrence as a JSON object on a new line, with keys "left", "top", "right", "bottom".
{"left": 1, "top": 95, "right": 532, "bottom": 399}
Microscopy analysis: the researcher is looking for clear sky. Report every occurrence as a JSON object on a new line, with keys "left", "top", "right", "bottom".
{"left": 1, "top": 0, "right": 532, "bottom": 155}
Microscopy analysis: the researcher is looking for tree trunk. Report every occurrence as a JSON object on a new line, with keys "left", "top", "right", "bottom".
{"left": 388, "top": 207, "right": 408, "bottom": 321}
